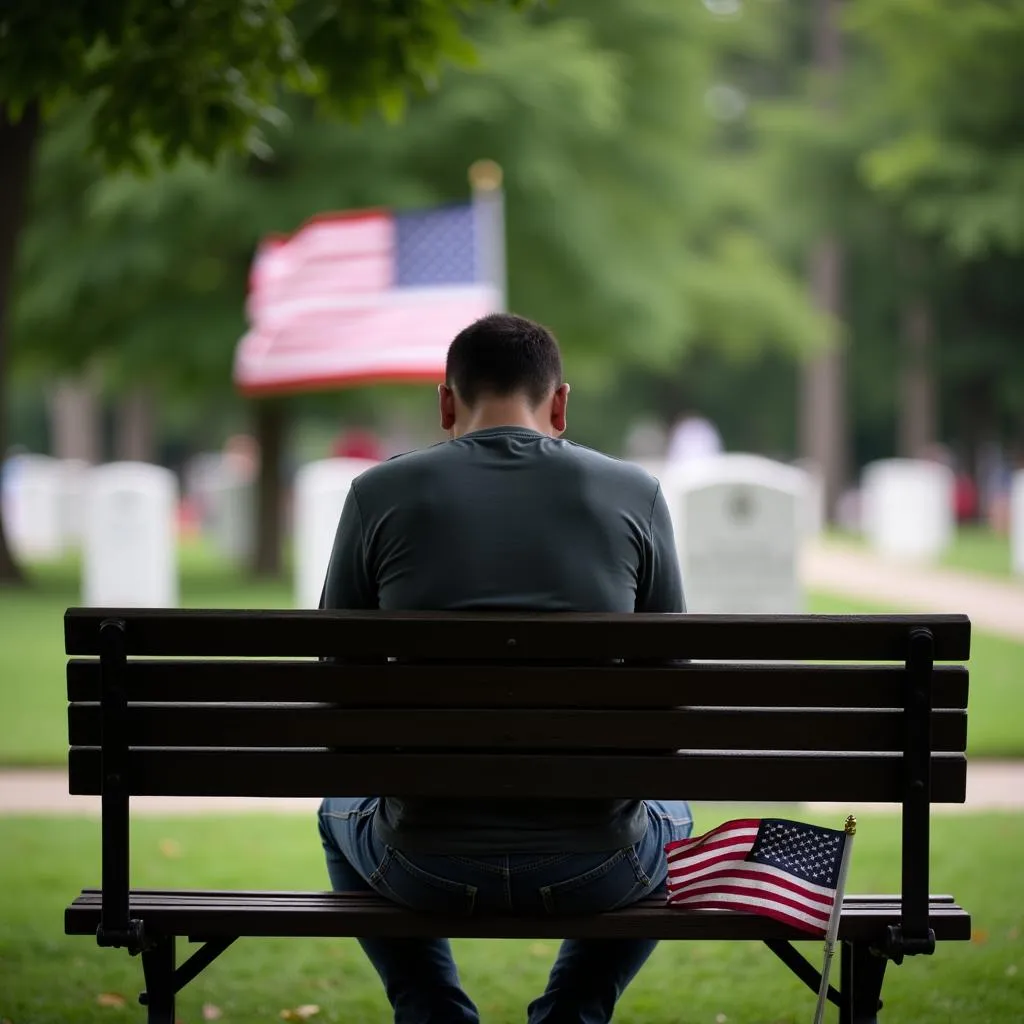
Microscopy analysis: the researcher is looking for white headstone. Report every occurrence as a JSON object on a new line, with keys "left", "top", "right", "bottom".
{"left": 861, "top": 458, "right": 954, "bottom": 562}
{"left": 661, "top": 454, "right": 807, "bottom": 613}
{"left": 2, "top": 454, "right": 65, "bottom": 559}
{"left": 294, "top": 458, "right": 377, "bottom": 609}
{"left": 83, "top": 462, "right": 178, "bottom": 607}
{"left": 1011, "top": 470, "right": 1024, "bottom": 577}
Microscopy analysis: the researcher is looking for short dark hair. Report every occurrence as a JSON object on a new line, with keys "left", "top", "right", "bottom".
{"left": 445, "top": 313, "right": 563, "bottom": 407}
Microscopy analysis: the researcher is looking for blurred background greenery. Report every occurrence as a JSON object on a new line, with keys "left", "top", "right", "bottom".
{"left": 2, "top": 0, "right": 1022, "bottom": 580}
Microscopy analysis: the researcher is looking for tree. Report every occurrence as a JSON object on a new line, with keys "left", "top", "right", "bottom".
{"left": 549, "top": 0, "right": 1024, "bottom": 493}
{"left": 852, "top": 0, "right": 1024, "bottom": 259}
{"left": 849, "top": 0, "right": 1024, "bottom": 485}
{"left": 0, "top": 0, "right": 529, "bottom": 584}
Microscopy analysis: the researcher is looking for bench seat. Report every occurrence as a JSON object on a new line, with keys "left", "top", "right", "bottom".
{"left": 66, "top": 889, "right": 971, "bottom": 942}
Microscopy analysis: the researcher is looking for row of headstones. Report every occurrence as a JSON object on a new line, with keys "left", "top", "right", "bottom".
{"left": 3, "top": 457, "right": 179, "bottom": 605}
{"left": 3, "top": 451, "right": 257, "bottom": 566}
{"left": 1, "top": 454, "right": 377, "bottom": 608}
{"left": 640, "top": 455, "right": 992, "bottom": 613}
{"left": 4, "top": 453, "right": 1023, "bottom": 609}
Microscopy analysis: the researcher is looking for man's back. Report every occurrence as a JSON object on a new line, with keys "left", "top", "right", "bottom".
{"left": 322, "top": 425, "right": 683, "bottom": 854}
{"left": 324, "top": 425, "right": 681, "bottom": 616}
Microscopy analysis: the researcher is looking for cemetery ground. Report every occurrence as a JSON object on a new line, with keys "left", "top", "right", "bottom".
{"left": 1, "top": 543, "right": 1022, "bottom": 1022}
{"left": 828, "top": 525, "right": 1014, "bottom": 580}
{"left": 0, "top": 810, "right": 1021, "bottom": 1024}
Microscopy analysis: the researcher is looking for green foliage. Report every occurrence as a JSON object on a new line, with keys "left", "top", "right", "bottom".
{"left": 1, "top": 0, "right": 531, "bottom": 166}
{"left": 850, "top": 0, "right": 1024, "bottom": 258}
{"left": 2, "top": 0, "right": 302, "bottom": 166}
{"left": 298, "top": 0, "right": 520, "bottom": 122}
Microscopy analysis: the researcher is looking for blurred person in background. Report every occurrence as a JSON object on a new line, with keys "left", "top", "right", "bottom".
{"left": 665, "top": 409, "right": 723, "bottom": 465}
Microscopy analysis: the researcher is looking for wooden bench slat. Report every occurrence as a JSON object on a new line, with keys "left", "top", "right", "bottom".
{"left": 76, "top": 889, "right": 962, "bottom": 904}
{"left": 67, "top": 704, "right": 969, "bottom": 753}
{"left": 68, "top": 748, "right": 968, "bottom": 802}
{"left": 64, "top": 610, "right": 972, "bottom": 661}
{"left": 64, "top": 890, "right": 971, "bottom": 942}
{"left": 65, "top": 660, "right": 971, "bottom": 710}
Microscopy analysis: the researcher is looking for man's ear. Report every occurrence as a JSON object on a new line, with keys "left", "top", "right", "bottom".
{"left": 438, "top": 383, "right": 456, "bottom": 431}
{"left": 550, "top": 382, "right": 570, "bottom": 435}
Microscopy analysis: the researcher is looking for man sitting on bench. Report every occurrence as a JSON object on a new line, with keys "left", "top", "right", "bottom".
{"left": 318, "top": 313, "right": 691, "bottom": 1024}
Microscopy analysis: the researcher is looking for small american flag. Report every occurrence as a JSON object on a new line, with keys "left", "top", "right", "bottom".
{"left": 665, "top": 818, "right": 848, "bottom": 936}
{"left": 235, "top": 202, "right": 501, "bottom": 395}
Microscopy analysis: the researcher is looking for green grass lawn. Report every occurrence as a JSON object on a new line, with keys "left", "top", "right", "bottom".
{"left": 826, "top": 526, "right": 1018, "bottom": 579}
{"left": 0, "top": 545, "right": 1021, "bottom": 763}
{"left": 1, "top": 809, "right": 1020, "bottom": 1023}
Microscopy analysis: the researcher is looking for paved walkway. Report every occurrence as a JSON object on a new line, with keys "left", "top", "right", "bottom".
{"left": 801, "top": 541, "right": 1024, "bottom": 641}
{"left": 1, "top": 763, "right": 1022, "bottom": 816}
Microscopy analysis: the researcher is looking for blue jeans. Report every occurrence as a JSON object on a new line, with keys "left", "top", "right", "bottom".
{"left": 318, "top": 798, "right": 693, "bottom": 1024}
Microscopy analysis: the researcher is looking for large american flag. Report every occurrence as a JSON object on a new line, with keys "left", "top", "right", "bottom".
{"left": 665, "top": 818, "right": 848, "bottom": 936}
{"left": 234, "top": 202, "right": 501, "bottom": 395}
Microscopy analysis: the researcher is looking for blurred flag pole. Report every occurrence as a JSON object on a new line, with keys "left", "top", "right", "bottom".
{"left": 813, "top": 816, "right": 857, "bottom": 1024}
{"left": 469, "top": 159, "right": 507, "bottom": 312}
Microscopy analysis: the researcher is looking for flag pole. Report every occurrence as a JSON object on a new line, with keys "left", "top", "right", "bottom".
{"left": 813, "top": 815, "right": 857, "bottom": 1024}
{"left": 469, "top": 159, "right": 507, "bottom": 312}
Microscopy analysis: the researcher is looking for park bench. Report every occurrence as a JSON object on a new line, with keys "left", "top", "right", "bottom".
{"left": 64, "top": 608, "right": 972, "bottom": 1024}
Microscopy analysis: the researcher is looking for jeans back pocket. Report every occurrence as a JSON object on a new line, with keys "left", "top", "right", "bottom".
{"left": 539, "top": 847, "right": 653, "bottom": 916}
{"left": 371, "top": 849, "right": 478, "bottom": 916}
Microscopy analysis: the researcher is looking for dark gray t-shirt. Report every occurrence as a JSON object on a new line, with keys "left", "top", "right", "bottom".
{"left": 322, "top": 425, "right": 684, "bottom": 853}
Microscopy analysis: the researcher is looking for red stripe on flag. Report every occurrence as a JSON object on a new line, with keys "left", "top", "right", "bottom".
{"left": 665, "top": 819, "right": 761, "bottom": 852}
{"left": 666, "top": 834, "right": 757, "bottom": 863}
{"left": 669, "top": 880, "right": 832, "bottom": 920}
{"left": 667, "top": 839, "right": 757, "bottom": 872}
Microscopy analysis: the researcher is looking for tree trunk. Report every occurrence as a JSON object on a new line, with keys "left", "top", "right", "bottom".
{"left": 799, "top": 0, "right": 846, "bottom": 520}
{"left": 800, "top": 238, "right": 846, "bottom": 515}
{"left": 0, "top": 101, "right": 41, "bottom": 585}
{"left": 251, "top": 399, "right": 286, "bottom": 577}
{"left": 897, "top": 298, "right": 937, "bottom": 459}
{"left": 48, "top": 373, "right": 103, "bottom": 463}
{"left": 114, "top": 385, "right": 157, "bottom": 463}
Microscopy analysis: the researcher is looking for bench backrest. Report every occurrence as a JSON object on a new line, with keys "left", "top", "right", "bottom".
{"left": 66, "top": 610, "right": 970, "bottom": 804}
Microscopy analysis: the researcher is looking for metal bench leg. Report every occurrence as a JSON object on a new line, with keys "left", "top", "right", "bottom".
{"left": 840, "top": 941, "right": 887, "bottom": 1024}
{"left": 141, "top": 935, "right": 175, "bottom": 1024}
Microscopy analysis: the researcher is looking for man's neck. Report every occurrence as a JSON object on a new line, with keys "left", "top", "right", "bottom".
{"left": 454, "top": 402, "right": 549, "bottom": 438}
